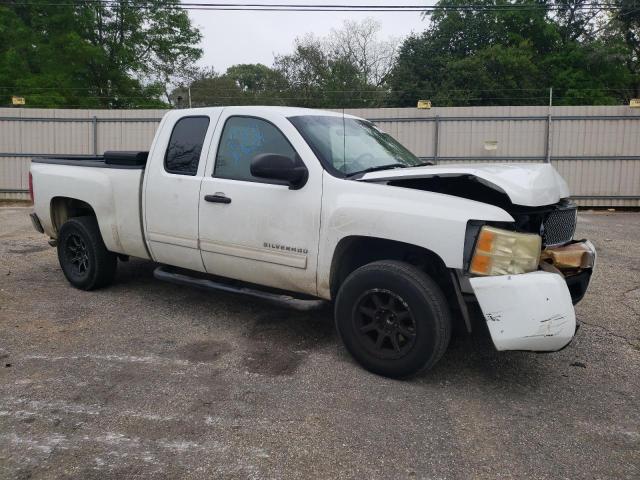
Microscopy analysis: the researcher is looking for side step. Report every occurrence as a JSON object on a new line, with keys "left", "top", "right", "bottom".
{"left": 153, "top": 266, "right": 327, "bottom": 312}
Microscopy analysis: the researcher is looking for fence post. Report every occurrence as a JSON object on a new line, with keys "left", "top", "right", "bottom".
{"left": 433, "top": 115, "right": 440, "bottom": 164}
{"left": 92, "top": 115, "right": 98, "bottom": 156}
{"left": 545, "top": 113, "right": 552, "bottom": 163}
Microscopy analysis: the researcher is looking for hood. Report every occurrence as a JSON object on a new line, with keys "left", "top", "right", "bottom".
{"left": 360, "top": 163, "right": 570, "bottom": 207}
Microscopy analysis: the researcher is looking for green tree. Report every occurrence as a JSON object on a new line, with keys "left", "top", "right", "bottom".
{"left": 225, "top": 63, "right": 287, "bottom": 94}
{"left": 171, "top": 64, "right": 288, "bottom": 107}
{"left": 0, "top": 0, "right": 201, "bottom": 108}
{"left": 274, "top": 37, "right": 377, "bottom": 108}
{"left": 435, "top": 43, "right": 543, "bottom": 106}
{"left": 609, "top": 0, "right": 640, "bottom": 97}
{"left": 388, "top": 0, "right": 558, "bottom": 106}
{"left": 387, "top": 0, "right": 634, "bottom": 106}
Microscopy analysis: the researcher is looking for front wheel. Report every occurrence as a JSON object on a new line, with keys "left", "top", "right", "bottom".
{"left": 334, "top": 260, "right": 451, "bottom": 378}
{"left": 57, "top": 216, "right": 117, "bottom": 290}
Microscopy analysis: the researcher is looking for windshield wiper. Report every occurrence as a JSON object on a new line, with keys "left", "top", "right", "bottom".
{"left": 346, "top": 163, "right": 408, "bottom": 178}
{"left": 413, "top": 160, "right": 434, "bottom": 167}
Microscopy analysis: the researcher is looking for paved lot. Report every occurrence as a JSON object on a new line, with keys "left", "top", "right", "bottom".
{"left": 0, "top": 206, "right": 638, "bottom": 479}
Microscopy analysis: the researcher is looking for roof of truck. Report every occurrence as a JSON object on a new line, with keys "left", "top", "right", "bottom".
{"left": 168, "top": 105, "right": 362, "bottom": 120}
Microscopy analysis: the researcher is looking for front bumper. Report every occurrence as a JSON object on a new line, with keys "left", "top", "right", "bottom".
{"left": 470, "top": 271, "right": 577, "bottom": 351}
{"left": 468, "top": 239, "right": 595, "bottom": 352}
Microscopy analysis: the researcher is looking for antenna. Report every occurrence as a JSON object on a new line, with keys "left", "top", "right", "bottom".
{"left": 342, "top": 107, "right": 346, "bottom": 173}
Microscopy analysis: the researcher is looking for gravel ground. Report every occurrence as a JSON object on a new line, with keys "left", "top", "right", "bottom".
{"left": 0, "top": 206, "right": 638, "bottom": 479}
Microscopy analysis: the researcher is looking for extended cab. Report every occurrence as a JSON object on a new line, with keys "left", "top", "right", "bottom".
{"left": 29, "top": 106, "right": 596, "bottom": 377}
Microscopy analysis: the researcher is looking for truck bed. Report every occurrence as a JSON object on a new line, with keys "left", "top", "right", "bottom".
{"left": 30, "top": 152, "right": 150, "bottom": 260}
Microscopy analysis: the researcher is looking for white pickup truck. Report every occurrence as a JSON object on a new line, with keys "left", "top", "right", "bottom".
{"left": 29, "top": 106, "right": 595, "bottom": 377}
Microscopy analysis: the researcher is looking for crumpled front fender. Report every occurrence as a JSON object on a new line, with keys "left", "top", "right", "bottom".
{"left": 470, "top": 271, "right": 577, "bottom": 351}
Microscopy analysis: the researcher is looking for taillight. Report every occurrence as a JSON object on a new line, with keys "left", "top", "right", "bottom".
{"left": 29, "top": 172, "right": 34, "bottom": 202}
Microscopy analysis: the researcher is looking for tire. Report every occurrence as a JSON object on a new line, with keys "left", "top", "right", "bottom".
{"left": 57, "top": 216, "right": 117, "bottom": 290}
{"left": 334, "top": 260, "right": 451, "bottom": 378}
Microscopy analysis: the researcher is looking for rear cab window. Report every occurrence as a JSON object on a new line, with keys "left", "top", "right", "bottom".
{"left": 164, "top": 116, "right": 210, "bottom": 175}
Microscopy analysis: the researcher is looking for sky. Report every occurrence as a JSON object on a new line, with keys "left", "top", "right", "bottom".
{"left": 188, "top": 1, "right": 429, "bottom": 72}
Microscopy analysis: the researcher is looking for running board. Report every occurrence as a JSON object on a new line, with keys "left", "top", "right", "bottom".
{"left": 153, "top": 266, "right": 326, "bottom": 311}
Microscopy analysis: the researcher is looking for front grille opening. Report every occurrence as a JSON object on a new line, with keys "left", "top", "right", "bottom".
{"left": 543, "top": 207, "right": 577, "bottom": 247}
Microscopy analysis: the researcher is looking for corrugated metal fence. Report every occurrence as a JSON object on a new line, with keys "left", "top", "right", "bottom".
{"left": 1, "top": 105, "right": 639, "bottom": 206}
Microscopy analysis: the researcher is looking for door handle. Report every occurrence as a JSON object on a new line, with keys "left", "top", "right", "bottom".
{"left": 204, "top": 194, "right": 231, "bottom": 204}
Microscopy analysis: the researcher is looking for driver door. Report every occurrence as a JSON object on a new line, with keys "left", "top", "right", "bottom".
{"left": 198, "top": 110, "right": 322, "bottom": 296}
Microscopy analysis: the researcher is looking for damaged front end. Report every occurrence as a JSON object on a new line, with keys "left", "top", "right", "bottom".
{"left": 365, "top": 163, "right": 596, "bottom": 352}
{"left": 454, "top": 194, "right": 595, "bottom": 352}
{"left": 462, "top": 224, "right": 596, "bottom": 352}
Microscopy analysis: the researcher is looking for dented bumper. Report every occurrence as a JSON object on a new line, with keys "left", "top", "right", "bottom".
{"left": 468, "top": 239, "right": 595, "bottom": 351}
{"left": 470, "top": 271, "right": 577, "bottom": 351}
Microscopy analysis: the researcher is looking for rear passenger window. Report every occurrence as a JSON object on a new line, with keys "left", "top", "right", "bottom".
{"left": 214, "top": 116, "right": 297, "bottom": 182}
{"left": 164, "top": 116, "right": 210, "bottom": 175}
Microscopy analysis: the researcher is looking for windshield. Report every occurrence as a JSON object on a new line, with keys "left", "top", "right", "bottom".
{"left": 288, "top": 115, "right": 422, "bottom": 176}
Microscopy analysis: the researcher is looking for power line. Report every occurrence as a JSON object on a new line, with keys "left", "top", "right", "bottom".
{"left": 1, "top": 86, "right": 636, "bottom": 94}
{"left": 5, "top": 1, "right": 626, "bottom": 12}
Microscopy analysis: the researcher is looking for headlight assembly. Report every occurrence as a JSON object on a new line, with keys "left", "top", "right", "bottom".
{"left": 470, "top": 226, "right": 541, "bottom": 276}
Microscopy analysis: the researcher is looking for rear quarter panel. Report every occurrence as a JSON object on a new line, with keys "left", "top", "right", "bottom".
{"left": 31, "top": 162, "right": 149, "bottom": 259}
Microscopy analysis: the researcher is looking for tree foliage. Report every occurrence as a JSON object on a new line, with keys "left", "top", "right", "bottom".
{"left": 171, "top": 64, "right": 288, "bottom": 107}
{"left": 387, "top": 0, "right": 636, "bottom": 106}
{"left": 2, "top": 2, "right": 638, "bottom": 109}
{"left": 0, "top": 0, "right": 202, "bottom": 108}
{"left": 273, "top": 34, "right": 377, "bottom": 107}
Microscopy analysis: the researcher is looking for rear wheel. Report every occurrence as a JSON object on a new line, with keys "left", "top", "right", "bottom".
{"left": 335, "top": 260, "right": 451, "bottom": 378}
{"left": 57, "top": 216, "right": 117, "bottom": 290}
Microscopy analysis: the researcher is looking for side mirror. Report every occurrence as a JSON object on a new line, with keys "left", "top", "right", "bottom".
{"left": 250, "top": 153, "right": 308, "bottom": 190}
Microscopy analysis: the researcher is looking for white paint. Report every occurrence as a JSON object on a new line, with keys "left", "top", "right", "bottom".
{"left": 22, "top": 353, "right": 191, "bottom": 367}
{"left": 157, "top": 440, "right": 201, "bottom": 452}
{"left": 30, "top": 163, "right": 149, "bottom": 259}
{"left": 198, "top": 107, "right": 323, "bottom": 294}
{"left": 2, "top": 398, "right": 102, "bottom": 416}
{"left": 29, "top": 106, "right": 548, "bottom": 299}
{"left": 470, "top": 271, "right": 577, "bottom": 351}
{"left": 316, "top": 170, "right": 513, "bottom": 298}
{"left": 2, "top": 432, "right": 67, "bottom": 454}
{"left": 29, "top": 106, "right": 549, "bottom": 299}
{"left": 119, "top": 411, "right": 177, "bottom": 422}
{"left": 143, "top": 108, "right": 223, "bottom": 271}
{"left": 361, "top": 163, "right": 571, "bottom": 207}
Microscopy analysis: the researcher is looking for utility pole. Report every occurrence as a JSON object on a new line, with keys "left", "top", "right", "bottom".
{"left": 545, "top": 87, "right": 553, "bottom": 163}
{"left": 188, "top": 87, "right": 192, "bottom": 108}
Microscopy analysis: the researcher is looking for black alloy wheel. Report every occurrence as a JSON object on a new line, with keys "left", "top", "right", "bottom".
{"left": 65, "top": 233, "right": 90, "bottom": 277}
{"left": 57, "top": 216, "right": 117, "bottom": 290}
{"left": 335, "top": 260, "right": 451, "bottom": 378}
{"left": 353, "top": 289, "right": 417, "bottom": 359}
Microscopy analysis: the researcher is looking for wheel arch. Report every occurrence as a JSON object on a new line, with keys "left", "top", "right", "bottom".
{"left": 50, "top": 197, "right": 97, "bottom": 235}
{"left": 328, "top": 235, "right": 468, "bottom": 334}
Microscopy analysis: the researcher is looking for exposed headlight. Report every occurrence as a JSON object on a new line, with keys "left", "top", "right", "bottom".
{"left": 470, "top": 226, "right": 541, "bottom": 276}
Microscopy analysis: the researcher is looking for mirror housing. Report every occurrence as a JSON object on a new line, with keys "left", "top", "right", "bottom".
{"left": 250, "top": 153, "right": 308, "bottom": 190}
